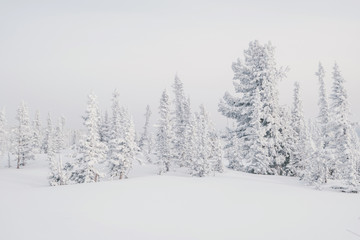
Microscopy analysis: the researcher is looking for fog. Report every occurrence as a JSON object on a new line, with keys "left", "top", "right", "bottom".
{"left": 1, "top": 0, "right": 359, "bottom": 131}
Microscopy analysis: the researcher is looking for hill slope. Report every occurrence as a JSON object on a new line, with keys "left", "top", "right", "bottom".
{"left": 0, "top": 157, "right": 359, "bottom": 240}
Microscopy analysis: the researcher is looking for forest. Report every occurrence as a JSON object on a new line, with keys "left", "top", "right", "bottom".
{"left": 1, "top": 40, "right": 359, "bottom": 193}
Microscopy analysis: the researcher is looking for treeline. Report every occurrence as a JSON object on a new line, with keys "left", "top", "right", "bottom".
{"left": 0, "top": 77, "right": 224, "bottom": 186}
{"left": 1, "top": 40, "right": 359, "bottom": 193}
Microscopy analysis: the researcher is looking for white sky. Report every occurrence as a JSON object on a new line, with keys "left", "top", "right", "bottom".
{"left": 0, "top": 0, "right": 359, "bottom": 131}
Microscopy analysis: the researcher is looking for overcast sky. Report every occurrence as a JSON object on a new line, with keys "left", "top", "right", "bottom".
{"left": 0, "top": 0, "right": 359, "bottom": 131}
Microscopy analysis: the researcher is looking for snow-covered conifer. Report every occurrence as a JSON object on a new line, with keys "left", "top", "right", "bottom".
{"left": 222, "top": 124, "right": 241, "bottom": 170}
{"left": 32, "top": 111, "right": 42, "bottom": 153}
{"left": 189, "top": 105, "right": 212, "bottom": 177}
{"left": 15, "top": 102, "right": 34, "bottom": 168}
{"left": 108, "top": 90, "right": 138, "bottom": 179}
{"left": 48, "top": 121, "right": 67, "bottom": 186}
{"left": 156, "top": 90, "right": 174, "bottom": 174}
{"left": 288, "top": 82, "right": 310, "bottom": 176}
{"left": 139, "top": 105, "right": 153, "bottom": 162}
{"left": 72, "top": 93, "right": 107, "bottom": 183}
{"left": 172, "top": 75, "right": 191, "bottom": 167}
{"left": 219, "top": 40, "right": 286, "bottom": 175}
{"left": 210, "top": 132, "right": 224, "bottom": 173}
{"left": 316, "top": 62, "right": 332, "bottom": 181}
{"left": 71, "top": 130, "right": 79, "bottom": 147}
{"left": 184, "top": 113, "right": 198, "bottom": 172}
{"left": 242, "top": 88, "right": 271, "bottom": 174}
{"left": 329, "top": 63, "right": 358, "bottom": 191}
{"left": 42, "top": 113, "right": 53, "bottom": 154}
{"left": 99, "top": 110, "right": 111, "bottom": 144}
{"left": 0, "top": 109, "right": 7, "bottom": 157}
{"left": 54, "top": 118, "right": 65, "bottom": 153}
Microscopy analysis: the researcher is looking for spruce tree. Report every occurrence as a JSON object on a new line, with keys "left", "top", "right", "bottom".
{"left": 156, "top": 90, "right": 173, "bottom": 174}
{"left": 316, "top": 62, "right": 332, "bottom": 182}
{"left": 210, "top": 132, "right": 224, "bottom": 173}
{"left": 108, "top": 90, "right": 138, "bottom": 179}
{"left": 172, "top": 75, "right": 191, "bottom": 167}
{"left": 72, "top": 93, "right": 107, "bottom": 183}
{"left": 32, "top": 110, "right": 42, "bottom": 153}
{"left": 139, "top": 105, "right": 153, "bottom": 162}
{"left": 0, "top": 109, "right": 7, "bottom": 158}
{"left": 54, "top": 118, "right": 65, "bottom": 153}
{"left": 99, "top": 110, "right": 111, "bottom": 144}
{"left": 42, "top": 113, "right": 53, "bottom": 154}
{"left": 219, "top": 40, "right": 285, "bottom": 175}
{"left": 242, "top": 88, "right": 270, "bottom": 174}
{"left": 48, "top": 123, "right": 67, "bottom": 186}
{"left": 289, "top": 82, "right": 310, "bottom": 176}
{"left": 189, "top": 106, "right": 211, "bottom": 177}
{"left": 15, "top": 102, "right": 34, "bottom": 168}
{"left": 329, "top": 63, "right": 358, "bottom": 191}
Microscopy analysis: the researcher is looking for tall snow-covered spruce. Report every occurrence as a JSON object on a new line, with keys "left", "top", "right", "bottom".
{"left": 32, "top": 111, "right": 42, "bottom": 153}
{"left": 71, "top": 93, "right": 107, "bottom": 184}
{"left": 189, "top": 105, "right": 212, "bottom": 177}
{"left": 155, "top": 90, "right": 173, "bottom": 174}
{"left": 42, "top": 113, "right": 53, "bottom": 154}
{"left": 329, "top": 63, "right": 358, "bottom": 192}
{"left": 289, "top": 82, "right": 311, "bottom": 177}
{"left": 99, "top": 110, "right": 111, "bottom": 144}
{"left": 172, "top": 75, "right": 191, "bottom": 167}
{"left": 139, "top": 105, "right": 153, "bottom": 162}
{"left": 108, "top": 90, "right": 138, "bottom": 180}
{"left": 241, "top": 88, "right": 269, "bottom": 174}
{"left": 219, "top": 40, "right": 286, "bottom": 175}
{"left": 315, "top": 62, "right": 332, "bottom": 182}
{"left": 15, "top": 102, "right": 34, "bottom": 168}
{"left": 0, "top": 109, "right": 7, "bottom": 158}
{"left": 48, "top": 116, "right": 67, "bottom": 186}
{"left": 189, "top": 105, "right": 224, "bottom": 177}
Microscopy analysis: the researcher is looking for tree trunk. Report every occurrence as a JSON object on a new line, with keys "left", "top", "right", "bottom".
{"left": 94, "top": 173, "right": 98, "bottom": 182}
{"left": 8, "top": 152, "right": 11, "bottom": 168}
{"left": 17, "top": 155, "right": 20, "bottom": 169}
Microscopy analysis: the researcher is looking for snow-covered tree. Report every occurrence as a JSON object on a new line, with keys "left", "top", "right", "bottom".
{"left": 301, "top": 120, "right": 328, "bottom": 187}
{"left": 48, "top": 121, "right": 67, "bottom": 186}
{"left": 108, "top": 90, "right": 138, "bottom": 179}
{"left": 189, "top": 106, "right": 211, "bottom": 177}
{"left": 60, "top": 116, "right": 68, "bottom": 148}
{"left": 172, "top": 75, "right": 191, "bottom": 167}
{"left": 184, "top": 112, "right": 198, "bottom": 172}
{"left": 222, "top": 124, "right": 242, "bottom": 170}
{"left": 54, "top": 118, "right": 65, "bottom": 153}
{"left": 0, "top": 109, "right": 7, "bottom": 157}
{"left": 71, "top": 93, "right": 107, "bottom": 184}
{"left": 71, "top": 130, "right": 79, "bottom": 147}
{"left": 329, "top": 63, "right": 358, "bottom": 191}
{"left": 32, "top": 111, "right": 42, "bottom": 153}
{"left": 210, "top": 132, "right": 224, "bottom": 173}
{"left": 15, "top": 102, "right": 34, "bottom": 168}
{"left": 288, "top": 82, "right": 310, "bottom": 176}
{"left": 156, "top": 90, "right": 174, "bottom": 174}
{"left": 316, "top": 62, "right": 332, "bottom": 181}
{"left": 99, "top": 110, "right": 111, "bottom": 144}
{"left": 42, "top": 113, "right": 53, "bottom": 154}
{"left": 189, "top": 105, "right": 223, "bottom": 177}
{"left": 241, "top": 88, "right": 270, "bottom": 174}
{"left": 219, "top": 40, "right": 285, "bottom": 175}
{"left": 139, "top": 105, "right": 153, "bottom": 162}
{"left": 349, "top": 123, "right": 360, "bottom": 179}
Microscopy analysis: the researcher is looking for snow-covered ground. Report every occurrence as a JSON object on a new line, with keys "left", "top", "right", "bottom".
{"left": 1, "top": 156, "right": 359, "bottom": 240}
